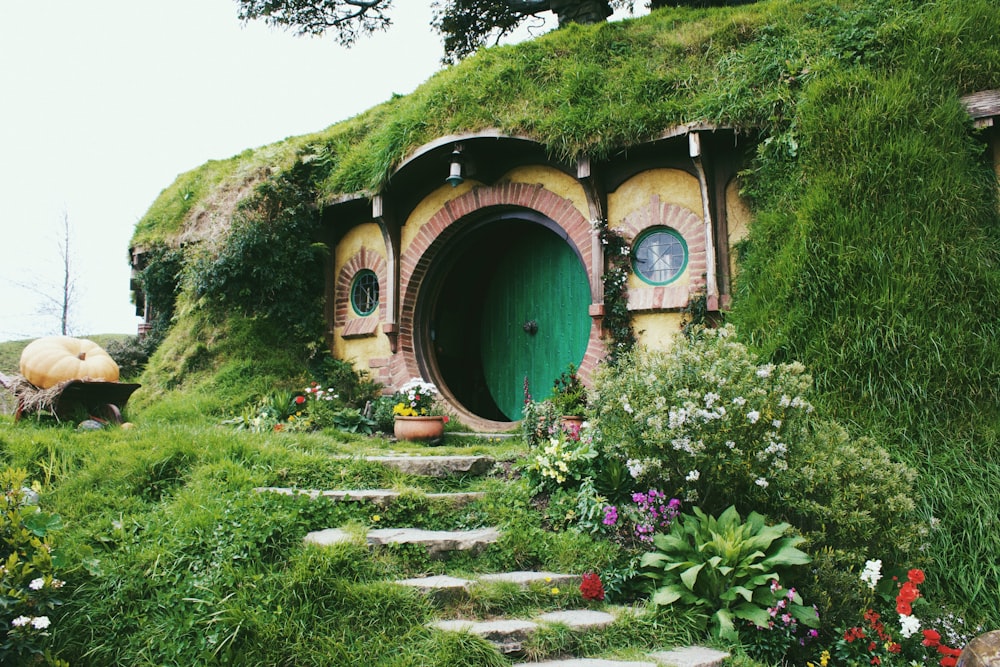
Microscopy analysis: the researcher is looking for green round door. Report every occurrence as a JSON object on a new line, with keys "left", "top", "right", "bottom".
{"left": 481, "top": 225, "right": 591, "bottom": 420}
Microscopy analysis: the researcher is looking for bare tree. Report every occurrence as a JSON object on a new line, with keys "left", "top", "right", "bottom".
{"left": 56, "top": 211, "right": 75, "bottom": 335}
{"left": 15, "top": 211, "right": 79, "bottom": 336}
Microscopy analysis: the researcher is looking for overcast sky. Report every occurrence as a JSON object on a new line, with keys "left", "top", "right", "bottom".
{"left": 0, "top": 1, "right": 636, "bottom": 343}
{"left": 0, "top": 1, "right": 453, "bottom": 342}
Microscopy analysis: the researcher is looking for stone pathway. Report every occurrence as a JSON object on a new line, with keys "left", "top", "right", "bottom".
{"left": 291, "top": 453, "right": 730, "bottom": 666}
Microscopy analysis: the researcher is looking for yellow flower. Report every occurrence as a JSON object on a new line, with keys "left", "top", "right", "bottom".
{"left": 371, "top": 515, "right": 381, "bottom": 523}
{"left": 551, "top": 587, "right": 559, "bottom": 595}
{"left": 821, "top": 650, "right": 830, "bottom": 667}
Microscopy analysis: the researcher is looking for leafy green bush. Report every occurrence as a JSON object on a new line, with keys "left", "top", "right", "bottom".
{"left": 641, "top": 505, "right": 817, "bottom": 641}
{"left": 549, "top": 364, "right": 587, "bottom": 416}
{"left": 590, "top": 326, "right": 923, "bottom": 568}
{"left": 779, "top": 419, "right": 920, "bottom": 560}
{"left": 104, "top": 334, "right": 160, "bottom": 380}
{"left": 308, "top": 354, "right": 382, "bottom": 409}
{"left": 0, "top": 469, "right": 68, "bottom": 667}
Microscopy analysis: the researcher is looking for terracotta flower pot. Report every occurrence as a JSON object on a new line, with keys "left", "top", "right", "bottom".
{"left": 393, "top": 415, "right": 446, "bottom": 443}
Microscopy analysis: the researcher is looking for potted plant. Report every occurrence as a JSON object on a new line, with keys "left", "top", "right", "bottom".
{"left": 550, "top": 364, "right": 587, "bottom": 433}
{"left": 392, "top": 378, "right": 448, "bottom": 443}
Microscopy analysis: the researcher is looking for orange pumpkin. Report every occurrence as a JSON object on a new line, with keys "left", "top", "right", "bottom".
{"left": 19, "top": 336, "right": 120, "bottom": 389}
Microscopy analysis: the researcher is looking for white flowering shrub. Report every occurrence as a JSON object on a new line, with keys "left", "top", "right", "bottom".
{"left": 591, "top": 324, "right": 815, "bottom": 514}
{"left": 0, "top": 469, "right": 68, "bottom": 666}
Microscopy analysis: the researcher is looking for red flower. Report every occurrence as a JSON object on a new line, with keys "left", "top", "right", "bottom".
{"left": 580, "top": 572, "right": 605, "bottom": 601}
{"left": 940, "top": 659, "right": 957, "bottom": 667}
{"left": 844, "top": 627, "right": 866, "bottom": 642}
{"left": 908, "top": 569, "right": 925, "bottom": 584}
{"left": 888, "top": 643, "right": 902, "bottom": 654}
{"left": 863, "top": 609, "right": 881, "bottom": 624}
{"left": 898, "top": 581, "right": 920, "bottom": 603}
{"left": 295, "top": 395, "right": 306, "bottom": 405}
{"left": 922, "top": 629, "right": 942, "bottom": 647}
{"left": 896, "top": 600, "right": 912, "bottom": 616}
{"left": 871, "top": 657, "right": 881, "bottom": 665}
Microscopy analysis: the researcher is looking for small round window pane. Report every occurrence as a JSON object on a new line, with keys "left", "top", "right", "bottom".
{"left": 632, "top": 228, "right": 687, "bottom": 285}
{"left": 351, "top": 270, "right": 379, "bottom": 316}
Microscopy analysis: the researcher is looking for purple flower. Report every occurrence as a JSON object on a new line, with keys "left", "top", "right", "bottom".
{"left": 602, "top": 506, "right": 618, "bottom": 525}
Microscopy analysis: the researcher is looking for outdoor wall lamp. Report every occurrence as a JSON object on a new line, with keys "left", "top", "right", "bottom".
{"left": 445, "top": 144, "right": 465, "bottom": 187}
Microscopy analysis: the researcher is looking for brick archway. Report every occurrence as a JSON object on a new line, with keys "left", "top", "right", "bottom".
{"left": 335, "top": 247, "right": 388, "bottom": 336}
{"left": 392, "top": 182, "right": 606, "bottom": 429}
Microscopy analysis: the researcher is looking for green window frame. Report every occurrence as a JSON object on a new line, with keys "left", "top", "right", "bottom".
{"left": 631, "top": 227, "right": 688, "bottom": 286}
{"left": 350, "top": 269, "right": 379, "bottom": 317}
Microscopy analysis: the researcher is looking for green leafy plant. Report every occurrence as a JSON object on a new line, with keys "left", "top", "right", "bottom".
{"left": 521, "top": 389, "right": 560, "bottom": 449}
{"left": 524, "top": 427, "right": 598, "bottom": 492}
{"left": 641, "top": 505, "right": 816, "bottom": 641}
{"left": 0, "top": 469, "right": 68, "bottom": 667}
{"left": 549, "top": 364, "right": 587, "bottom": 416}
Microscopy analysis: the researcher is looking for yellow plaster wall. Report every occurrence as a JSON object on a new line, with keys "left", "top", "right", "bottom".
{"left": 503, "top": 166, "right": 590, "bottom": 216}
{"left": 726, "top": 176, "right": 752, "bottom": 279}
{"left": 332, "top": 222, "right": 391, "bottom": 363}
{"left": 608, "top": 168, "right": 703, "bottom": 293}
{"left": 633, "top": 312, "right": 684, "bottom": 351}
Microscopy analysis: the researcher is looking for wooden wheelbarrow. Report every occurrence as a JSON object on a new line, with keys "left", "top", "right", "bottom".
{"left": 0, "top": 373, "right": 140, "bottom": 424}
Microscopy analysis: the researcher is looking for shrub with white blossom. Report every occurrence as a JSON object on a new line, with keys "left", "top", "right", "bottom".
{"left": 591, "top": 324, "right": 815, "bottom": 514}
{"left": 0, "top": 469, "right": 68, "bottom": 666}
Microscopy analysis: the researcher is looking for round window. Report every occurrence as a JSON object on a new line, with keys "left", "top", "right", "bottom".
{"left": 350, "top": 269, "right": 379, "bottom": 316}
{"left": 632, "top": 227, "right": 688, "bottom": 285}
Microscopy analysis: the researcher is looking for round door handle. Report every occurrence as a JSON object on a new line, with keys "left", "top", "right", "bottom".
{"left": 523, "top": 320, "right": 538, "bottom": 335}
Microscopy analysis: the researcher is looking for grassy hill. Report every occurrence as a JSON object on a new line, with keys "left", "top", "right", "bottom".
{"left": 127, "top": 0, "right": 1000, "bottom": 613}
{"left": 2, "top": 0, "right": 999, "bottom": 663}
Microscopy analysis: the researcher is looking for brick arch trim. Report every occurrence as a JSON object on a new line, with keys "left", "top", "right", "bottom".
{"left": 618, "top": 195, "right": 708, "bottom": 298}
{"left": 334, "top": 247, "right": 387, "bottom": 327}
{"left": 619, "top": 195, "right": 707, "bottom": 311}
{"left": 392, "top": 182, "right": 605, "bottom": 416}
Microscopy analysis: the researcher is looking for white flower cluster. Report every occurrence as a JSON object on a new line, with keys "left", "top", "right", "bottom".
{"left": 27, "top": 576, "right": 62, "bottom": 590}
{"left": 899, "top": 613, "right": 921, "bottom": 638}
{"left": 400, "top": 378, "right": 438, "bottom": 399}
{"left": 860, "top": 558, "right": 882, "bottom": 589}
{"left": 11, "top": 615, "right": 50, "bottom": 630}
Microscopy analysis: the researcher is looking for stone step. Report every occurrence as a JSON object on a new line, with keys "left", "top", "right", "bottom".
{"left": 365, "top": 455, "right": 495, "bottom": 478}
{"left": 513, "top": 661, "right": 659, "bottom": 667}
{"left": 393, "top": 570, "right": 580, "bottom": 602}
{"left": 432, "top": 609, "right": 616, "bottom": 654}
{"left": 648, "top": 647, "right": 730, "bottom": 667}
{"left": 511, "top": 646, "right": 729, "bottom": 667}
{"left": 304, "top": 526, "right": 500, "bottom": 558}
{"left": 255, "top": 487, "right": 485, "bottom": 507}
{"left": 478, "top": 571, "right": 581, "bottom": 589}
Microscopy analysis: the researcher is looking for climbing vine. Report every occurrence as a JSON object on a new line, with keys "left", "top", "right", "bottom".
{"left": 598, "top": 221, "right": 636, "bottom": 365}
